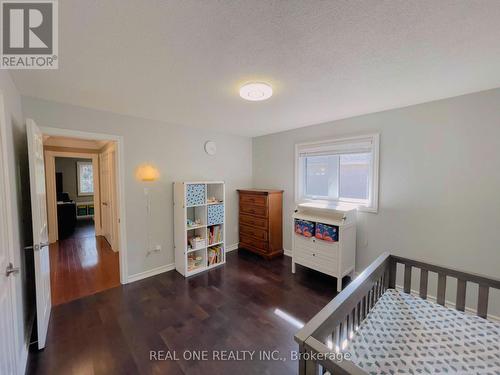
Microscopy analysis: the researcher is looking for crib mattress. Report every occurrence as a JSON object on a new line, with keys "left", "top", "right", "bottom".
{"left": 347, "top": 289, "right": 500, "bottom": 374}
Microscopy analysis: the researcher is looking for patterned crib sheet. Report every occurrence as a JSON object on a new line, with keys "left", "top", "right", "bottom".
{"left": 347, "top": 289, "right": 500, "bottom": 375}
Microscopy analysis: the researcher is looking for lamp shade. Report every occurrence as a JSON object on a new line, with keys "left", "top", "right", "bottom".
{"left": 135, "top": 164, "right": 160, "bottom": 182}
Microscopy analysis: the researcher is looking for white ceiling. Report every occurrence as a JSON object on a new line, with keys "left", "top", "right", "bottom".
{"left": 11, "top": 0, "right": 500, "bottom": 137}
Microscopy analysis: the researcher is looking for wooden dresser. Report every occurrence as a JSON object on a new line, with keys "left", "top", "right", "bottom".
{"left": 237, "top": 189, "right": 283, "bottom": 259}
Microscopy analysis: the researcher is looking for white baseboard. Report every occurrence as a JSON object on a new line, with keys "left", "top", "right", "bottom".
{"left": 128, "top": 263, "right": 175, "bottom": 283}
{"left": 283, "top": 248, "right": 292, "bottom": 257}
{"left": 128, "top": 244, "right": 239, "bottom": 283}
{"left": 226, "top": 243, "right": 239, "bottom": 252}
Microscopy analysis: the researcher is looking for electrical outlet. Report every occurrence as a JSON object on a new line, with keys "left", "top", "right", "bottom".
{"left": 146, "top": 245, "right": 162, "bottom": 257}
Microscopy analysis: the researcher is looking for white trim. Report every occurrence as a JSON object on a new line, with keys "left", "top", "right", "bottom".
{"left": 41, "top": 127, "right": 120, "bottom": 141}
{"left": 294, "top": 133, "right": 379, "bottom": 213}
{"left": 225, "top": 243, "right": 239, "bottom": 252}
{"left": 127, "top": 263, "right": 175, "bottom": 283}
{"left": 283, "top": 248, "right": 292, "bottom": 257}
{"left": 40, "top": 126, "right": 129, "bottom": 285}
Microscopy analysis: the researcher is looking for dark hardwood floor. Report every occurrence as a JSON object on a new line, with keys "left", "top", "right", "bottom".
{"left": 50, "top": 218, "right": 120, "bottom": 306}
{"left": 72, "top": 218, "right": 98, "bottom": 239}
{"left": 29, "top": 250, "right": 343, "bottom": 375}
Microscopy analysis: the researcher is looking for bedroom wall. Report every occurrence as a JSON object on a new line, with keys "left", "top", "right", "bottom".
{"left": 21, "top": 96, "right": 253, "bottom": 277}
{"left": 252, "top": 88, "right": 500, "bottom": 316}
{"left": 55, "top": 157, "right": 94, "bottom": 203}
{"left": 0, "top": 71, "right": 32, "bottom": 373}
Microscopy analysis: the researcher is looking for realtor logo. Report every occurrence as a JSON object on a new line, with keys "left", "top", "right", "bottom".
{"left": 1, "top": 0, "right": 58, "bottom": 69}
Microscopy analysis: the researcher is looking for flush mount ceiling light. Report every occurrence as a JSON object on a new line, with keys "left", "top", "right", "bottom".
{"left": 239, "top": 82, "right": 273, "bottom": 101}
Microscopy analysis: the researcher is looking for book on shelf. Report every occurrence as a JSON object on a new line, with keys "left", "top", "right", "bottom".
{"left": 207, "top": 246, "right": 223, "bottom": 266}
{"left": 208, "top": 225, "right": 222, "bottom": 245}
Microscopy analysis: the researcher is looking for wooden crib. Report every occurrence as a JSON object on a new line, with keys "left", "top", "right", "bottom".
{"left": 294, "top": 252, "right": 500, "bottom": 375}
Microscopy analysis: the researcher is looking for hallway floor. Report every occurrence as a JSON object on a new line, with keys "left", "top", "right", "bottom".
{"left": 50, "top": 218, "right": 120, "bottom": 306}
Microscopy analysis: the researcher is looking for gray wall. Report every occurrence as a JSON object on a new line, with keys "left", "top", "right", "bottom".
{"left": 253, "top": 88, "right": 500, "bottom": 315}
{"left": 55, "top": 157, "right": 94, "bottom": 203}
{"left": 0, "top": 71, "right": 31, "bottom": 371}
{"left": 21, "top": 96, "right": 253, "bottom": 276}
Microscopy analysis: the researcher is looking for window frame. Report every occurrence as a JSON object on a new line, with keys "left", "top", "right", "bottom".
{"left": 295, "top": 133, "right": 380, "bottom": 213}
{"left": 77, "top": 161, "right": 94, "bottom": 196}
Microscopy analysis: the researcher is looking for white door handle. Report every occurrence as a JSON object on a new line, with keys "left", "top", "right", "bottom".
{"left": 25, "top": 242, "right": 49, "bottom": 251}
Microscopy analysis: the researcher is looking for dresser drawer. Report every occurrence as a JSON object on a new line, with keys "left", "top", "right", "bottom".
{"left": 294, "top": 245, "right": 337, "bottom": 267}
{"left": 239, "top": 214, "right": 268, "bottom": 230}
{"left": 240, "top": 224, "right": 268, "bottom": 241}
{"left": 294, "top": 234, "right": 338, "bottom": 261}
{"left": 294, "top": 241, "right": 338, "bottom": 271}
{"left": 240, "top": 204, "right": 268, "bottom": 218}
{"left": 294, "top": 253, "right": 338, "bottom": 278}
{"left": 237, "top": 189, "right": 283, "bottom": 259}
{"left": 313, "top": 238, "right": 339, "bottom": 259}
{"left": 240, "top": 235, "right": 268, "bottom": 251}
{"left": 240, "top": 194, "right": 267, "bottom": 207}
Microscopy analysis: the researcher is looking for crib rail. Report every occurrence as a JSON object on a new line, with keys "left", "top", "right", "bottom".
{"left": 392, "top": 255, "right": 500, "bottom": 318}
{"left": 295, "top": 252, "right": 500, "bottom": 375}
{"left": 294, "top": 252, "right": 391, "bottom": 375}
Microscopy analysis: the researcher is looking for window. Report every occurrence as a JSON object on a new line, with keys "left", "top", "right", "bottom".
{"left": 77, "top": 161, "right": 94, "bottom": 196}
{"left": 296, "top": 134, "right": 379, "bottom": 212}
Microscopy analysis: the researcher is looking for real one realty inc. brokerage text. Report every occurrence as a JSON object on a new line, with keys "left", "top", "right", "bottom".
{"left": 150, "top": 350, "right": 352, "bottom": 362}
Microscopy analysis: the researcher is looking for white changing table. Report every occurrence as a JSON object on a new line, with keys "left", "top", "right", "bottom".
{"left": 292, "top": 204, "right": 357, "bottom": 292}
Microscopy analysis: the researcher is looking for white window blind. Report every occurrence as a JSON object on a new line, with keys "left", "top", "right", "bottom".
{"left": 295, "top": 134, "right": 379, "bottom": 212}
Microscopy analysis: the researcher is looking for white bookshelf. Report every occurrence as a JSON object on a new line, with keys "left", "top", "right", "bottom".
{"left": 174, "top": 181, "right": 225, "bottom": 277}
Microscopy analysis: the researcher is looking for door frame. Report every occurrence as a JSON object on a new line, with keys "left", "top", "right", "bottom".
{"left": 0, "top": 91, "right": 24, "bottom": 374}
{"left": 45, "top": 150, "right": 102, "bottom": 243}
{"left": 40, "top": 126, "right": 128, "bottom": 284}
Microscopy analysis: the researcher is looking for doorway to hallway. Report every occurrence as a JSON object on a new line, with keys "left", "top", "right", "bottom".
{"left": 49, "top": 217, "right": 119, "bottom": 306}
{"left": 43, "top": 137, "right": 122, "bottom": 306}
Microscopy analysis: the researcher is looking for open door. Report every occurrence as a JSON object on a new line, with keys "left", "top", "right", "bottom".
{"left": 99, "top": 144, "right": 119, "bottom": 251}
{"left": 0, "top": 93, "right": 18, "bottom": 374}
{"left": 26, "top": 119, "right": 51, "bottom": 349}
{"left": 100, "top": 150, "right": 111, "bottom": 245}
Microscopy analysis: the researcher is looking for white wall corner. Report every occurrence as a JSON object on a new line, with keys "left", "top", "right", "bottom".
{"left": 127, "top": 263, "right": 175, "bottom": 283}
{"left": 226, "top": 243, "right": 239, "bottom": 252}
{"left": 283, "top": 248, "right": 292, "bottom": 257}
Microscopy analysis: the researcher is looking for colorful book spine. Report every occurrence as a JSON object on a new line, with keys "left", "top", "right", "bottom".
{"left": 207, "top": 246, "right": 223, "bottom": 266}
{"left": 208, "top": 225, "right": 222, "bottom": 245}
